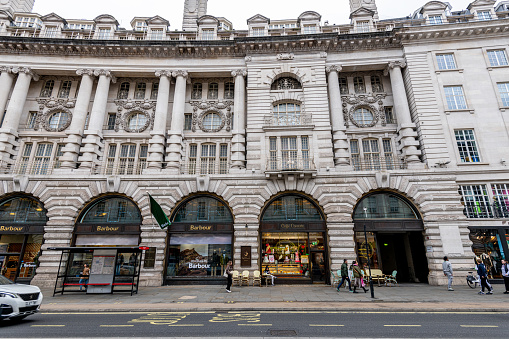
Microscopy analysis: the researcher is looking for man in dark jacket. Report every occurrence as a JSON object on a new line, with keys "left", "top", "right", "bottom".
{"left": 336, "top": 259, "right": 352, "bottom": 292}
{"left": 477, "top": 258, "right": 493, "bottom": 295}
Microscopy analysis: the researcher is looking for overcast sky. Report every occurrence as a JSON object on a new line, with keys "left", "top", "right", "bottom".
{"left": 33, "top": 0, "right": 475, "bottom": 29}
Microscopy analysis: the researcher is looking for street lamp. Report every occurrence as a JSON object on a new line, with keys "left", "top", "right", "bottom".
{"left": 363, "top": 207, "right": 375, "bottom": 299}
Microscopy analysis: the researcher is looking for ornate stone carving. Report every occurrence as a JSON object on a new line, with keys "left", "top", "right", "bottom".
{"left": 190, "top": 100, "right": 234, "bottom": 132}
{"left": 93, "top": 69, "right": 117, "bottom": 83}
{"left": 172, "top": 70, "right": 189, "bottom": 79}
{"left": 348, "top": 104, "right": 379, "bottom": 128}
{"left": 76, "top": 69, "right": 95, "bottom": 77}
{"left": 114, "top": 99, "right": 157, "bottom": 132}
{"left": 0, "top": 66, "right": 13, "bottom": 74}
{"left": 384, "top": 60, "right": 407, "bottom": 75}
{"left": 341, "top": 94, "right": 386, "bottom": 128}
{"left": 35, "top": 97, "right": 77, "bottom": 132}
{"left": 41, "top": 107, "right": 73, "bottom": 132}
{"left": 155, "top": 70, "right": 172, "bottom": 78}
{"left": 121, "top": 109, "right": 153, "bottom": 133}
{"left": 11, "top": 66, "right": 39, "bottom": 81}
{"left": 277, "top": 53, "right": 295, "bottom": 60}
{"left": 231, "top": 69, "right": 247, "bottom": 77}
{"left": 326, "top": 65, "right": 343, "bottom": 74}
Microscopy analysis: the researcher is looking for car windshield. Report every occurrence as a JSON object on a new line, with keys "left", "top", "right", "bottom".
{"left": 0, "top": 275, "right": 14, "bottom": 285}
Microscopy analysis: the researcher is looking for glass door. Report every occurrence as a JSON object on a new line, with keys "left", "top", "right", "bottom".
{"left": 310, "top": 252, "right": 325, "bottom": 282}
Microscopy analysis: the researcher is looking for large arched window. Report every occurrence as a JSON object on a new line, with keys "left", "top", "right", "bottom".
{"left": 172, "top": 196, "right": 232, "bottom": 223}
{"left": 353, "top": 193, "right": 419, "bottom": 220}
{"left": 0, "top": 196, "right": 47, "bottom": 224}
{"left": 79, "top": 197, "right": 141, "bottom": 224}
{"left": 262, "top": 195, "right": 323, "bottom": 221}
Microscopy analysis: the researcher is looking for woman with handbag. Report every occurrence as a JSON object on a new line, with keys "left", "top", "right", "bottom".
{"left": 352, "top": 261, "right": 368, "bottom": 293}
{"left": 225, "top": 260, "right": 233, "bottom": 293}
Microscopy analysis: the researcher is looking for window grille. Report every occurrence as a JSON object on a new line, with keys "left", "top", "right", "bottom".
{"left": 301, "top": 136, "right": 310, "bottom": 170}
{"left": 33, "top": 143, "right": 53, "bottom": 175}
{"left": 19, "top": 143, "right": 33, "bottom": 174}
{"left": 118, "top": 144, "right": 137, "bottom": 175}
{"left": 269, "top": 137, "right": 278, "bottom": 171}
{"left": 252, "top": 27, "right": 264, "bottom": 37}
{"left": 353, "top": 77, "right": 366, "bottom": 94}
{"left": 58, "top": 81, "right": 72, "bottom": 98}
{"left": 150, "top": 29, "right": 163, "bottom": 40}
{"left": 478, "top": 11, "right": 491, "bottom": 21}
{"left": 487, "top": 50, "right": 508, "bottom": 67}
{"left": 105, "top": 144, "right": 117, "bottom": 175}
{"left": 200, "top": 144, "right": 217, "bottom": 175}
{"left": 27, "top": 112, "right": 37, "bottom": 129}
{"left": 492, "top": 184, "right": 509, "bottom": 218}
{"left": 455, "top": 129, "right": 480, "bottom": 163}
{"left": 98, "top": 28, "right": 111, "bottom": 39}
{"left": 202, "top": 29, "right": 214, "bottom": 40}
{"left": 382, "top": 139, "right": 394, "bottom": 170}
{"left": 362, "top": 139, "right": 381, "bottom": 170}
{"left": 384, "top": 107, "right": 396, "bottom": 124}
{"left": 207, "top": 83, "right": 219, "bottom": 99}
{"left": 428, "top": 15, "right": 443, "bottom": 25}
{"left": 192, "top": 83, "right": 203, "bottom": 99}
{"left": 356, "top": 21, "right": 370, "bottom": 33}
{"left": 444, "top": 86, "right": 467, "bottom": 110}
{"left": 303, "top": 25, "right": 317, "bottom": 34}
{"left": 54, "top": 144, "right": 65, "bottom": 169}
{"left": 272, "top": 103, "right": 302, "bottom": 126}
{"left": 350, "top": 140, "right": 360, "bottom": 171}
{"left": 281, "top": 136, "right": 298, "bottom": 170}
{"left": 139, "top": 145, "right": 148, "bottom": 173}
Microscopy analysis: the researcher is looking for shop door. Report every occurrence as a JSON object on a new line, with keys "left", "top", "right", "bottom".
{"left": 310, "top": 252, "right": 325, "bottom": 283}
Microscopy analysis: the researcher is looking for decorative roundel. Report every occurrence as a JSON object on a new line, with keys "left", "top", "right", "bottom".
{"left": 199, "top": 111, "right": 225, "bottom": 132}
{"left": 349, "top": 105, "right": 379, "bottom": 128}
{"left": 44, "top": 108, "right": 72, "bottom": 132}
{"left": 123, "top": 111, "right": 150, "bottom": 133}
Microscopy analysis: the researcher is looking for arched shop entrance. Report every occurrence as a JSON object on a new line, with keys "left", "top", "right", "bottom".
{"left": 164, "top": 195, "right": 234, "bottom": 285}
{"left": 260, "top": 194, "right": 327, "bottom": 284}
{"left": 353, "top": 192, "right": 428, "bottom": 283}
{"left": 0, "top": 195, "right": 47, "bottom": 283}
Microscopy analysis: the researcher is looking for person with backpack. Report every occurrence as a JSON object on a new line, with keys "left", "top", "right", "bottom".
{"left": 336, "top": 259, "right": 352, "bottom": 292}
{"left": 477, "top": 258, "right": 493, "bottom": 295}
{"left": 501, "top": 259, "right": 509, "bottom": 294}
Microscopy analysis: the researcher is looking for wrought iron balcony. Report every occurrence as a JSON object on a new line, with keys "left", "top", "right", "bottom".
{"left": 350, "top": 157, "right": 407, "bottom": 171}
{"left": 463, "top": 201, "right": 509, "bottom": 219}
{"left": 266, "top": 157, "right": 315, "bottom": 173}
{"left": 94, "top": 160, "right": 147, "bottom": 176}
{"left": 264, "top": 114, "right": 313, "bottom": 127}
{"left": 0, "top": 160, "right": 60, "bottom": 176}
{"left": 180, "top": 160, "right": 230, "bottom": 175}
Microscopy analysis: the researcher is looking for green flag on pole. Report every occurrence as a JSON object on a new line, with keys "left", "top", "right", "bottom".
{"left": 148, "top": 193, "right": 171, "bottom": 229}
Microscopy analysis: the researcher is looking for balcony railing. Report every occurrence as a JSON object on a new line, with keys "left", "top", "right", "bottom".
{"left": 266, "top": 157, "right": 315, "bottom": 172}
{"left": 264, "top": 114, "right": 313, "bottom": 127}
{"left": 351, "top": 157, "right": 407, "bottom": 171}
{"left": 94, "top": 160, "right": 147, "bottom": 176}
{"left": 180, "top": 160, "right": 230, "bottom": 175}
{"left": 0, "top": 160, "right": 60, "bottom": 175}
{"left": 463, "top": 201, "right": 509, "bottom": 219}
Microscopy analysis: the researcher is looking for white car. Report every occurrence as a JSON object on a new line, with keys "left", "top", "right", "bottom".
{"left": 0, "top": 275, "right": 43, "bottom": 321}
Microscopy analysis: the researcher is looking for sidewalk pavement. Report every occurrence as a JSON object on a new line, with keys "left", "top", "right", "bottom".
{"left": 40, "top": 283, "right": 509, "bottom": 313}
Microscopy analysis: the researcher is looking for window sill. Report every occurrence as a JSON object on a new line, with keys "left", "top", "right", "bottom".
{"left": 444, "top": 109, "right": 474, "bottom": 115}
{"left": 500, "top": 107, "right": 509, "bottom": 112}
{"left": 487, "top": 65, "right": 509, "bottom": 71}
{"left": 435, "top": 68, "right": 464, "bottom": 74}
{"left": 457, "top": 162, "right": 489, "bottom": 166}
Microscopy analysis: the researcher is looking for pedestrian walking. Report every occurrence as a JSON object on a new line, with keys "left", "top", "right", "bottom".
{"left": 501, "top": 259, "right": 509, "bottom": 294}
{"left": 352, "top": 260, "right": 367, "bottom": 293}
{"left": 442, "top": 256, "right": 454, "bottom": 291}
{"left": 79, "top": 264, "right": 90, "bottom": 291}
{"left": 225, "top": 260, "right": 233, "bottom": 293}
{"left": 336, "top": 259, "right": 352, "bottom": 292}
{"left": 476, "top": 258, "right": 493, "bottom": 295}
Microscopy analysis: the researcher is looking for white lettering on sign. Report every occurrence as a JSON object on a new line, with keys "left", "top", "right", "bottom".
{"left": 188, "top": 263, "right": 211, "bottom": 269}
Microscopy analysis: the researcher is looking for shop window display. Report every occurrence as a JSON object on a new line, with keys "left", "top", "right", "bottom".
{"left": 470, "top": 229, "right": 505, "bottom": 279}
{"left": 354, "top": 231, "right": 379, "bottom": 270}
{"left": 167, "top": 235, "right": 232, "bottom": 278}
{"left": 261, "top": 232, "right": 311, "bottom": 277}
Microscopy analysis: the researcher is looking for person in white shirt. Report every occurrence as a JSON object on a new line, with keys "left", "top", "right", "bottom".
{"left": 442, "top": 256, "right": 453, "bottom": 291}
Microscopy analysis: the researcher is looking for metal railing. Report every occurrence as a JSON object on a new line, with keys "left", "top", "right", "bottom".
{"left": 266, "top": 157, "right": 315, "bottom": 172}
{"left": 351, "top": 157, "right": 407, "bottom": 171}
{"left": 94, "top": 160, "right": 147, "bottom": 176}
{"left": 0, "top": 160, "right": 60, "bottom": 175}
{"left": 180, "top": 160, "right": 230, "bottom": 175}
{"left": 264, "top": 114, "right": 313, "bottom": 127}
{"left": 463, "top": 201, "right": 509, "bottom": 219}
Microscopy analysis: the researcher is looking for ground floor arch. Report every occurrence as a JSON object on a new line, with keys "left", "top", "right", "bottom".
{"left": 353, "top": 191, "right": 429, "bottom": 283}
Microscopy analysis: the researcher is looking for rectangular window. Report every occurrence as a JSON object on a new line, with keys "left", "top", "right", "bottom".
{"left": 478, "top": 11, "right": 491, "bottom": 21}
{"left": 269, "top": 137, "right": 278, "bottom": 171}
{"left": 487, "top": 50, "right": 509, "bottom": 67}
{"left": 184, "top": 114, "right": 193, "bottom": 131}
{"left": 118, "top": 144, "right": 137, "bottom": 175}
{"left": 224, "top": 82, "right": 235, "bottom": 99}
{"left": 428, "top": 15, "right": 443, "bottom": 25}
{"left": 281, "top": 136, "right": 298, "bottom": 170}
{"left": 356, "top": 21, "right": 370, "bottom": 33}
{"left": 362, "top": 139, "right": 381, "bottom": 170}
{"left": 18, "top": 143, "right": 33, "bottom": 174}
{"left": 201, "top": 29, "right": 214, "bottom": 40}
{"left": 354, "top": 77, "right": 366, "bottom": 94}
{"left": 200, "top": 144, "right": 217, "bottom": 175}
{"left": 33, "top": 143, "right": 54, "bottom": 175}
{"left": 192, "top": 83, "right": 202, "bottom": 100}
{"left": 492, "top": 184, "right": 509, "bottom": 218}
{"left": 98, "top": 28, "right": 111, "bottom": 39}
{"left": 149, "top": 29, "right": 163, "bottom": 40}
{"left": 301, "top": 136, "right": 310, "bottom": 170}
{"left": 58, "top": 81, "right": 72, "bottom": 98}
{"left": 27, "top": 111, "right": 38, "bottom": 129}
{"left": 384, "top": 107, "right": 396, "bottom": 124}
{"left": 105, "top": 144, "right": 117, "bottom": 175}
{"left": 370, "top": 76, "right": 384, "bottom": 93}
{"left": 455, "top": 129, "right": 480, "bottom": 163}
{"left": 134, "top": 82, "right": 146, "bottom": 100}
{"left": 207, "top": 83, "right": 219, "bottom": 100}
{"left": 460, "top": 185, "right": 492, "bottom": 218}
{"left": 497, "top": 82, "right": 509, "bottom": 106}
{"left": 303, "top": 25, "right": 317, "bottom": 34}
{"left": 54, "top": 144, "right": 65, "bottom": 169}
{"left": 107, "top": 113, "right": 116, "bottom": 130}
{"left": 138, "top": 145, "right": 148, "bottom": 174}
{"left": 444, "top": 86, "right": 467, "bottom": 110}
{"left": 40, "top": 80, "right": 54, "bottom": 97}
{"left": 436, "top": 54, "right": 456, "bottom": 70}
{"left": 44, "top": 26, "right": 58, "bottom": 38}
{"left": 350, "top": 139, "right": 360, "bottom": 171}
{"left": 189, "top": 144, "right": 197, "bottom": 175}
{"left": 382, "top": 139, "right": 394, "bottom": 170}
{"left": 339, "top": 77, "right": 349, "bottom": 94}
{"left": 151, "top": 82, "right": 159, "bottom": 100}
{"left": 219, "top": 144, "right": 228, "bottom": 174}
{"left": 252, "top": 27, "right": 265, "bottom": 37}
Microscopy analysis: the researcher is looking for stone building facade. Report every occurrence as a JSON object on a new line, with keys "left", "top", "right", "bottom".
{"left": 0, "top": 0, "right": 508, "bottom": 287}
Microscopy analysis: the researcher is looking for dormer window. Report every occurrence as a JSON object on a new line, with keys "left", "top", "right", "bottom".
{"left": 135, "top": 22, "right": 148, "bottom": 31}
{"left": 252, "top": 27, "right": 265, "bottom": 37}
{"left": 202, "top": 29, "right": 214, "bottom": 40}
{"left": 44, "top": 26, "right": 58, "bottom": 38}
{"left": 478, "top": 11, "right": 492, "bottom": 21}
{"left": 428, "top": 15, "right": 443, "bottom": 25}
{"left": 303, "top": 25, "right": 317, "bottom": 34}
{"left": 15, "top": 17, "right": 42, "bottom": 29}
{"left": 149, "top": 29, "right": 163, "bottom": 40}
{"left": 356, "top": 21, "right": 370, "bottom": 33}
{"left": 98, "top": 28, "right": 111, "bottom": 39}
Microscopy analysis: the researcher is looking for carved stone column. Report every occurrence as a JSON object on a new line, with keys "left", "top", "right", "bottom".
{"left": 165, "top": 70, "right": 188, "bottom": 173}
{"left": 0, "top": 66, "right": 15, "bottom": 124}
{"left": 78, "top": 69, "right": 116, "bottom": 171}
{"left": 58, "top": 69, "right": 96, "bottom": 170}
{"left": 147, "top": 70, "right": 172, "bottom": 171}
{"left": 385, "top": 61, "right": 422, "bottom": 166}
{"left": 0, "top": 67, "right": 39, "bottom": 162}
{"left": 231, "top": 69, "right": 247, "bottom": 170}
{"left": 326, "top": 65, "right": 351, "bottom": 168}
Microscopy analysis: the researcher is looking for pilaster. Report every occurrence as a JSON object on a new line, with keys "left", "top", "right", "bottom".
{"left": 165, "top": 70, "right": 188, "bottom": 173}
{"left": 231, "top": 69, "right": 247, "bottom": 171}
